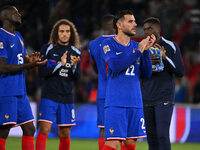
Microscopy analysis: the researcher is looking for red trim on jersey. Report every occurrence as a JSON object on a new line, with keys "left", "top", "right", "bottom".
{"left": 107, "top": 138, "right": 126, "bottom": 141}
{"left": 102, "top": 35, "right": 115, "bottom": 37}
{"left": 14, "top": 119, "right": 35, "bottom": 127}
{"left": 126, "top": 135, "right": 147, "bottom": 140}
{"left": 2, "top": 122, "right": 16, "bottom": 126}
{"left": 58, "top": 124, "right": 76, "bottom": 127}
{"left": 105, "top": 59, "right": 109, "bottom": 76}
{"left": 38, "top": 119, "right": 53, "bottom": 124}
{"left": 98, "top": 126, "right": 105, "bottom": 129}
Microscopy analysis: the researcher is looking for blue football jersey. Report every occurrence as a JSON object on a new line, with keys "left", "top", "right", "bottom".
{"left": 0, "top": 28, "right": 27, "bottom": 96}
{"left": 102, "top": 37, "right": 152, "bottom": 108}
{"left": 89, "top": 35, "right": 114, "bottom": 100}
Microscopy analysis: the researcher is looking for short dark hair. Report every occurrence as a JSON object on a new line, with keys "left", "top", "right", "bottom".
{"left": 144, "top": 17, "right": 160, "bottom": 25}
{"left": 101, "top": 14, "right": 115, "bottom": 25}
{"left": 113, "top": 10, "right": 133, "bottom": 34}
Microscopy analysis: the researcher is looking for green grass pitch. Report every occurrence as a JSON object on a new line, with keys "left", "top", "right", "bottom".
{"left": 6, "top": 137, "right": 200, "bottom": 150}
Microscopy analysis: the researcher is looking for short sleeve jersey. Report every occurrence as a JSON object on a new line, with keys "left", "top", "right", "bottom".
{"left": 0, "top": 28, "right": 27, "bottom": 96}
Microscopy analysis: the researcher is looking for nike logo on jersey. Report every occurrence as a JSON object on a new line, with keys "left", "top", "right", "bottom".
{"left": 116, "top": 52, "right": 122, "bottom": 55}
{"left": 53, "top": 54, "right": 59, "bottom": 56}
{"left": 10, "top": 44, "right": 15, "bottom": 48}
{"left": 164, "top": 103, "right": 168, "bottom": 105}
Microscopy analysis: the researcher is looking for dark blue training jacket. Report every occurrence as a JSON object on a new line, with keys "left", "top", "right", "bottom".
{"left": 141, "top": 37, "right": 185, "bottom": 106}
{"left": 39, "top": 43, "right": 81, "bottom": 104}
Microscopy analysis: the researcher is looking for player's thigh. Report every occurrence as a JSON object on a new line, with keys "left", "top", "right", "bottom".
{"left": 143, "top": 106, "right": 157, "bottom": 132}
{"left": 104, "top": 106, "right": 127, "bottom": 141}
{"left": 0, "top": 96, "right": 17, "bottom": 126}
{"left": 38, "top": 98, "right": 58, "bottom": 123}
{"left": 127, "top": 108, "right": 146, "bottom": 139}
{"left": 17, "top": 95, "right": 34, "bottom": 125}
{"left": 155, "top": 103, "right": 174, "bottom": 134}
{"left": 57, "top": 103, "right": 76, "bottom": 126}
{"left": 97, "top": 99, "right": 105, "bottom": 128}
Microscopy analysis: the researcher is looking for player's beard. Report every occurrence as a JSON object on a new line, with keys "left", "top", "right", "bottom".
{"left": 123, "top": 30, "right": 135, "bottom": 37}
{"left": 59, "top": 40, "right": 69, "bottom": 45}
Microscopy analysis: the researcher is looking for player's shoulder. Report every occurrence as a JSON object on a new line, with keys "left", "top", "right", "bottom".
{"left": 70, "top": 46, "right": 81, "bottom": 55}
{"left": 161, "top": 37, "right": 177, "bottom": 52}
{"left": 0, "top": 28, "right": 10, "bottom": 39}
{"left": 102, "top": 36, "right": 114, "bottom": 44}
{"left": 40, "top": 43, "right": 54, "bottom": 55}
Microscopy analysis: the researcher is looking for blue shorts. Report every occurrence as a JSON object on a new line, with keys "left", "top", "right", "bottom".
{"left": 38, "top": 98, "right": 76, "bottom": 126}
{"left": 97, "top": 99, "right": 105, "bottom": 128}
{"left": 0, "top": 95, "right": 34, "bottom": 126}
{"left": 104, "top": 107, "right": 147, "bottom": 141}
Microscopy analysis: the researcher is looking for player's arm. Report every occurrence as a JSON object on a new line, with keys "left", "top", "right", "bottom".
{"left": 89, "top": 41, "right": 98, "bottom": 73}
{"left": 140, "top": 50, "right": 152, "bottom": 78}
{"left": 38, "top": 45, "right": 60, "bottom": 77}
{"left": 0, "top": 57, "right": 43, "bottom": 74}
{"left": 71, "top": 60, "right": 81, "bottom": 80}
{"left": 67, "top": 51, "right": 81, "bottom": 80}
{"left": 102, "top": 41, "right": 142, "bottom": 73}
{"left": 158, "top": 43, "right": 185, "bottom": 77}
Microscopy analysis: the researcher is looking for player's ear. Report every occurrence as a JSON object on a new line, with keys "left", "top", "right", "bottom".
{"left": 116, "top": 21, "right": 121, "bottom": 30}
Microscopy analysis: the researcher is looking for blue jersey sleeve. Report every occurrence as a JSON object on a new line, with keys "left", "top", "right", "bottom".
{"left": 0, "top": 36, "right": 8, "bottom": 58}
{"left": 102, "top": 39, "right": 142, "bottom": 73}
{"left": 140, "top": 50, "right": 152, "bottom": 78}
{"left": 39, "top": 45, "right": 62, "bottom": 77}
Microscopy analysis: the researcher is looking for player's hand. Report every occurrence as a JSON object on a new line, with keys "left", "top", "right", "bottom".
{"left": 144, "top": 34, "right": 156, "bottom": 50}
{"left": 138, "top": 36, "right": 150, "bottom": 53}
{"left": 36, "top": 58, "right": 48, "bottom": 65}
{"left": 155, "top": 43, "right": 166, "bottom": 60}
{"left": 29, "top": 52, "right": 41, "bottom": 62}
{"left": 71, "top": 56, "right": 80, "bottom": 66}
{"left": 61, "top": 51, "right": 68, "bottom": 66}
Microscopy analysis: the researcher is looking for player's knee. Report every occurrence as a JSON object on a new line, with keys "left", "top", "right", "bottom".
{"left": 39, "top": 126, "right": 51, "bottom": 135}
{"left": 59, "top": 127, "right": 71, "bottom": 138}
{"left": 0, "top": 125, "right": 12, "bottom": 138}
{"left": 105, "top": 140, "right": 120, "bottom": 149}
{"left": 22, "top": 123, "right": 35, "bottom": 136}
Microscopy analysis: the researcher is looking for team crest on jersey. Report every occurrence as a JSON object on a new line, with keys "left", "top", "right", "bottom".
{"left": 103, "top": 45, "right": 110, "bottom": 54}
{"left": 109, "top": 128, "right": 114, "bottom": 134}
{"left": 133, "top": 48, "right": 136, "bottom": 53}
{"left": 5, "top": 114, "right": 9, "bottom": 120}
{"left": 0, "top": 42, "right": 3, "bottom": 49}
{"left": 39, "top": 113, "right": 42, "bottom": 116}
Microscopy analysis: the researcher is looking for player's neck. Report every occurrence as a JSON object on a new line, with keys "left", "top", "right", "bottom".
{"left": 115, "top": 33, "right": 130, "bottom": 46}
{"left": 2, "top": 22, "right": 15, "bottom": 34}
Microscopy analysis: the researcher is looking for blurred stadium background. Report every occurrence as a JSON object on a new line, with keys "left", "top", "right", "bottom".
{"left": 0, "top": 0, "right": 200, "bottom": 149}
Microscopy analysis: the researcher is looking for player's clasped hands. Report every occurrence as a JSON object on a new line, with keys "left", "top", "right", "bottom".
{"left": 61, "top": 51, "right": 80, "bottom": 66}
{"left": 138, "top": 34, "right": 156, "bottom": 53}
